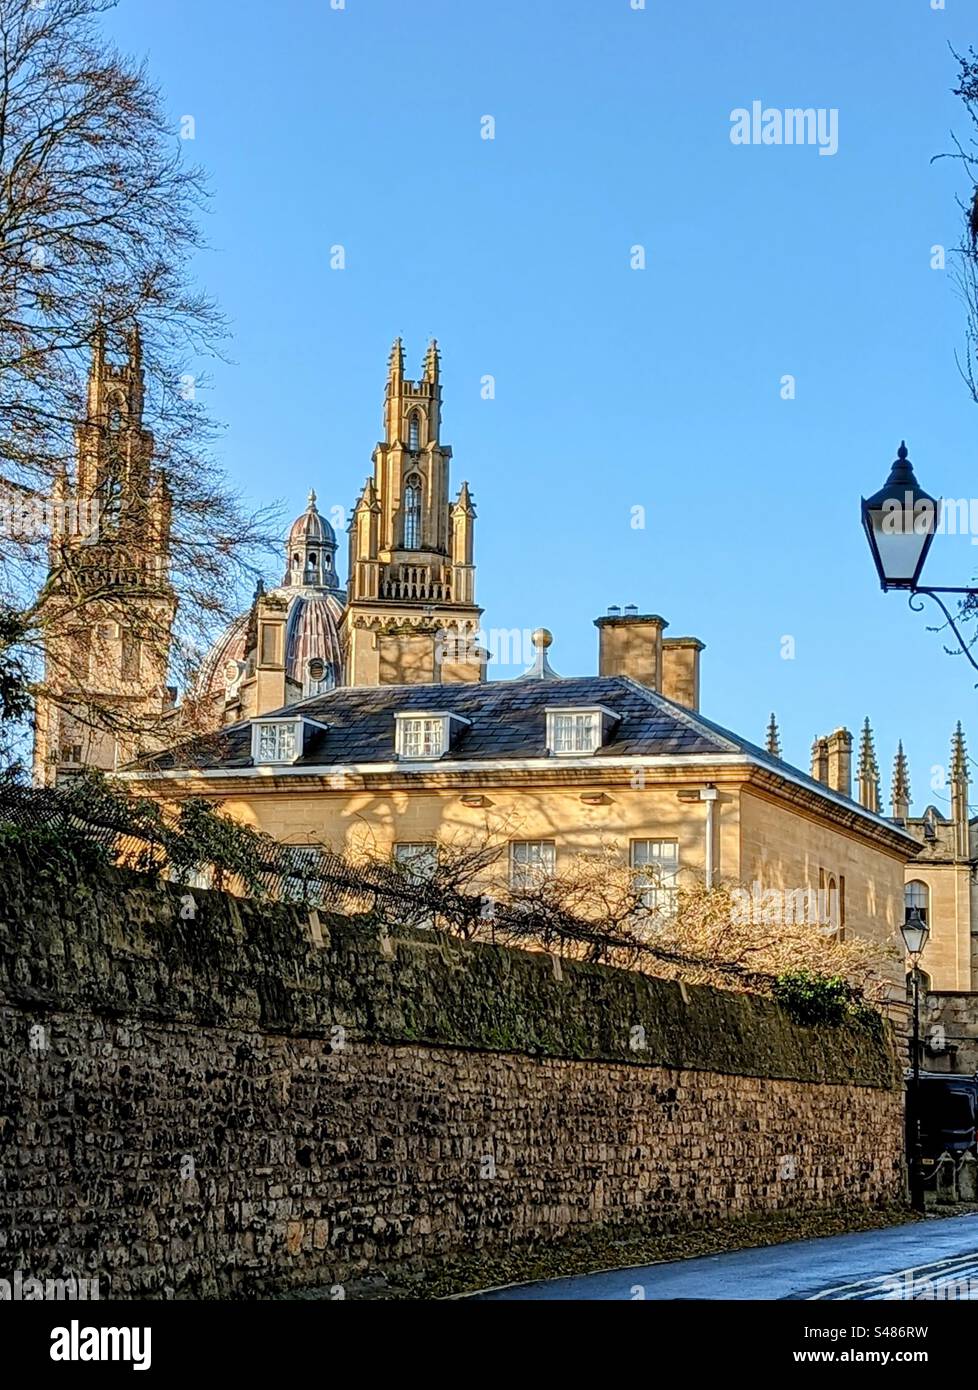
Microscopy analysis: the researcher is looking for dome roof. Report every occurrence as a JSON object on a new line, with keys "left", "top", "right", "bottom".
{"left": 196, "top": 609, "right": 251, "bottom": 698}
{"left": 288, "top": 489, "right": 335, "bottom": 549}
{"left": 198, "top": 588, "right": 345, "bottom": 701}
{"left": 284, "top": 589, "right": 344, "bottom": 687}
{"left": 196, "top": 488, "right": 347, "bottom": 705}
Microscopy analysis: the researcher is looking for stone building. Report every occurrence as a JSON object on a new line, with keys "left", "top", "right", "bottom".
{"left": 37, "top": 333, "right": 925, "bottom": 1003}
{"left": 176, "top": 338, "right": 484, "bottom": 732}
{"left": 32, "top": 337, "right": 484, "bottom": 777}
{"left": 781, "top": 713, "right": 978, "bottom": 1070}
{"left": 32, "top": 328, "right": 176, "bottom": 785}
{"left": 124, "top": 617, "right": 918, "bottom": 1000}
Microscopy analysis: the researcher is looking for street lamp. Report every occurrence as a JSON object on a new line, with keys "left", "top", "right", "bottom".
{"left": 900, "top": 906, "right": 931, "bottom": 1214}
{"left": 862, "top": 442, "right": 978, "bottom": 672}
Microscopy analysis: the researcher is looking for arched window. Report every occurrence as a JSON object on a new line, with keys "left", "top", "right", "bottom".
{"left": 905, "top": 880, "right": 930, "bottom": 923}
{"left": 403, "top": 476, "right": 422, "bottom": 550}
{"left": 408, "top": 412, "right": 421, "bottom": 452}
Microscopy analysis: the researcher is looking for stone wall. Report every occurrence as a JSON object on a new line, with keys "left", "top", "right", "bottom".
{"left": 924, "top": 990, "right": 978, "bottom": 1075}
{"left": 0, "top": 847, "right": 904, "bottom": 1298}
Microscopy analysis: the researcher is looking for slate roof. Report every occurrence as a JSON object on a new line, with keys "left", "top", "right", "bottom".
{"left": 130, "top": 674, "right": 856, "bottom": 797}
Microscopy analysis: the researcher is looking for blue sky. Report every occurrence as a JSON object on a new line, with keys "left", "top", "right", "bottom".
{"left": 104, "top": 0, "right": 978, "bottom": 814}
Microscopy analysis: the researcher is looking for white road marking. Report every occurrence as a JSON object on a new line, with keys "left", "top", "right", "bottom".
{"left": 808, "top": 1249, "right": 978, "bottom": 1300}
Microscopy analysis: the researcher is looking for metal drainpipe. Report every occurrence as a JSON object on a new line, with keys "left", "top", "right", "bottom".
{"left": 699, "top": 785, "right": 718, "bottom": 889}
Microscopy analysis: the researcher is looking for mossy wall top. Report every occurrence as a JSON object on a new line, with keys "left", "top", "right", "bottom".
{"left": 0, "top": 847, "right": 897, "bottom": 1088}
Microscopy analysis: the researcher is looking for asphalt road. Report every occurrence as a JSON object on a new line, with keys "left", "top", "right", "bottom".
{"left": 471, "top": 1214, "right": 978, "bottom": 1300}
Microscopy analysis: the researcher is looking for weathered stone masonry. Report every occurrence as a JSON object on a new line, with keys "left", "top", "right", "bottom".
{"left": 0, "top": 849, "right": 903, "bottom": 1298}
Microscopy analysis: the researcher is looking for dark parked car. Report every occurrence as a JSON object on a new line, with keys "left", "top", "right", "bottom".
{"left": 909, "top": 1072, "right": 978, "bottom": 1162}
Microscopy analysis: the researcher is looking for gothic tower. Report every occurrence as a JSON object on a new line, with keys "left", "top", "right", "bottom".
{"left": 342, "top": 339, "right": 484, "bottom": 685}
{"left": 32, "top": 327, "right": 176, "bottom": 784}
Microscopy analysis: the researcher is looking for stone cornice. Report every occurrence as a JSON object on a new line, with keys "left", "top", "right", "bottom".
{"left": 123, "top": 752, "right": 920, "bottom": 858}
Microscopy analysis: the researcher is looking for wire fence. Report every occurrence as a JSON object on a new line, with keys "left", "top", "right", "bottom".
{"left": 0, "top": 777, "right": 783, "bottom": 990}
{"left": 0, "top": 778, "right": 494, "bottom": 931}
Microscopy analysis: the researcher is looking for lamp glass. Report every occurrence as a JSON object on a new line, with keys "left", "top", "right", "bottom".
{"left": 901, "top": 909, "right": 929, "bottom": 958}
{"left": 864, "top": 506, "right": 934, "bottom": 588}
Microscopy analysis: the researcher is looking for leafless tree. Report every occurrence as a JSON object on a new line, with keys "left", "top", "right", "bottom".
{"left": 0, "top": 0, "right": 274, "bottom": 768}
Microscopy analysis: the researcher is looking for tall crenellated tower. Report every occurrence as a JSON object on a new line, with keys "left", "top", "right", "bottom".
{"left": 32, "top": 326, "right": 176, "bottom": 784}
{"left": 342, "top": 339, "right": 484, "bottom": 686}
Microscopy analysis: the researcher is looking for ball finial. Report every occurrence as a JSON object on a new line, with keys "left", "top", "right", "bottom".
{"left": 532, "top": 627, "right": 553, "bottom": 650}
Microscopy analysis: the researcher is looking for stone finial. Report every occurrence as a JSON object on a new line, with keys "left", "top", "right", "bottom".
{"left": 126, "top": 321, "right": 142, "bottom": 369}
{"left": 517, "top": 628, "right": 560, "bottom": 681}
{"left": 388, "top": 337, "right": 404, "bottom": 380}
{"left": 857, "top": 717, "right": 881, "bottom": 815}
{"left": 765, "top": 713, "right": 782, "bottom": 759}
{"left": 454, "top": 480, "right": 475, "bottom": 514}
{"left": 423, "top": 338, "right": 440, "bottom": 382}
{"left": 891, "top": 741, "right": 911, "bottom": 820}
{"left": 952, "top": 722, "right": 969, "bottom": 782}
{"left": 951, "top": 722, "right": 970, "bottom": 855}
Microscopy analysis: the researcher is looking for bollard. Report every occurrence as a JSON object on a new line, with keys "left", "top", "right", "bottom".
{"left": 957, "top": 1152, "right": 978, "bottom": 1203}
{"left": 936, "top": 1152, "right": 958, "bottom": 1205}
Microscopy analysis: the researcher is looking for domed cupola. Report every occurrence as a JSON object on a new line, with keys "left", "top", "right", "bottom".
{"left": 284, "top": 489, "right": 340, "bottom": 590}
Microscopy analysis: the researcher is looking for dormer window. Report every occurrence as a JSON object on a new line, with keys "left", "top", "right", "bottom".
{"left": 395, "top": 711, "right": 470, "bottom": 760}
{"left": 545, "top": 705, "right": 618, "bottom": 756}
{"left": 252, "top": 715, "right": 328, "bottom": 766}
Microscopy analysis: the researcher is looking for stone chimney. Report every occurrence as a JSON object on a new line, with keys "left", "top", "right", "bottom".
{"left": 594, "top": 610, "right": 665, "bottom": 691}
{"left": 254, "top": 591, "right": 289, "bottom": 715}
{"left": 594, "top": 610, "right": 704, "bottom": 712}
{"left": 811, "top": 729, "right": 853, "bottom": 797}
{"left": 825, "top": 728, "right": 852, "bottom": 799}
{"left": 661, "top": 637, "right": 704, "bottom": 712}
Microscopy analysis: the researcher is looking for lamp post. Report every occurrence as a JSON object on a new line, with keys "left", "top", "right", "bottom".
{"left": 901, "top": 906, "right": 930, "bottom": 1214}
{"left": 861, "top": 442, "right": 978, "bottom": 672}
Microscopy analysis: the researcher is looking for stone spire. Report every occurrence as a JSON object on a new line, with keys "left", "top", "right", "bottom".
{"left": 891, "top": 741, "right": 911, "bottom": 821}
{"left": 765, "top": 713, "right": 782, "bottom": 758}
{"left": 951, "top": 722, "right": 970, "bottom": 857}
{"left": 952, "top": 722, "right": 968, "bottom": 780}
{"left": 423, "top": 337, "right": 440, "bottom": 383}
{"left": 126, "top": 321, "right": 142, "bottom": 370}
{"left": 387, "top": 337, "right": 404, "bottom": 386}
{"left": 857, "top": 718, "right": 881, "bottom": 814}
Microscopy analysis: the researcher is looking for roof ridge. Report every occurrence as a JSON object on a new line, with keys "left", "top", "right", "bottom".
{"left": 611, "top": 675, "right": 742, "bottom": 753}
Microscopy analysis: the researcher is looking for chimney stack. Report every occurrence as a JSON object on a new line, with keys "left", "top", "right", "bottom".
{"left": 825, "top": 728, "right": 852, "bottom": 799}
{"left": 254, "top": 591, "right": 289, "bottom": 715}
{"left": 595, "top": 610, "right": 665, "bottom": 691}
{"left": 811, "top": 729, "right": 853, "bottom": 797}
{"left": 661, "top": 637, "right": 704, "bottom": 712}
{"left": 594, "top": 609, "right": 705, "bottom": 712}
